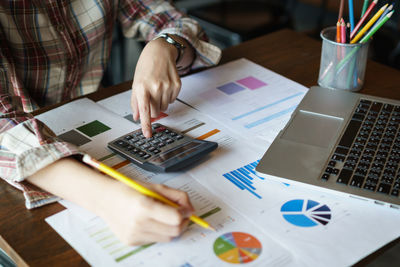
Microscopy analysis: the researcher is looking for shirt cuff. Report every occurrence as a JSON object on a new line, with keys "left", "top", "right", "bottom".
{"left": 1, "top": 120, "right": 84, "bottom": 209}
{"left": 154, "top": 19, "right": 222, "bottom": 70}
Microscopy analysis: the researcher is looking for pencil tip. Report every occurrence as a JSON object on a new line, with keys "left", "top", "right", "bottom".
{"left": 209, "top": 226, "right": 216, "bottom": 231}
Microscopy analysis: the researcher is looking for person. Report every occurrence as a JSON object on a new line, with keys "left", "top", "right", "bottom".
{"left": 0, "top": 0, "right": 221, "bottom": 246}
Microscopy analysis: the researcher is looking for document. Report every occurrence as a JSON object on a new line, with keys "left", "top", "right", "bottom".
{"left": 188, "top": 153, "right": 400, "bottom": 266}
{"left": 39, "top": 95, "right": 293, "bottom": 266}
{"left": 47, "top": 175, "right": 294, "bottom": 267}
{"left": 178, "top": 58, "right": 308, "bottom": 143}
{"left": 41, "top": 59, "right": 400, "bottom": 267}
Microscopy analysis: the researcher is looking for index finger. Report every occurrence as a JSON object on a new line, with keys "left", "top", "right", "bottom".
{"left": 137, "top": 91, "right": 152, "bottom": 138}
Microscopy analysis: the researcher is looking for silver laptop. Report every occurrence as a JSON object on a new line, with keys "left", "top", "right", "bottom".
{"left": 256, "top": 86, "right": 400, "bottom": 209}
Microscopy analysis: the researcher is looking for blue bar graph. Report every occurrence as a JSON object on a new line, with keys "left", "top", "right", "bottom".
{"left": 232, "top": 92, "right": 304, "bottom": 121}
{"left": 222, "top": 160, "right": 264, "bottom": 199}
{"left": 245, "top": 105, "right": 297, "bottom": 129}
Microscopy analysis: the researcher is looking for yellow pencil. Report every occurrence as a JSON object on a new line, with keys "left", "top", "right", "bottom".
{"left": 351, "top": 4, "right": 388, "bottom": 44}
{"left": 82, "top": 154, "right": 215, "bottom": 231}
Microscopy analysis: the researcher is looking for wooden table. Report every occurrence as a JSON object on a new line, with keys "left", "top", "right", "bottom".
{"left": 1, "top": 29, "right": 400, "bottom": 266}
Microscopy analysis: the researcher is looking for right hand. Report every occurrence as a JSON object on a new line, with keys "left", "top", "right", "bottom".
{"left": 27, "top": 158, "right": 193, "bottom": 246}
{"left": 101, "top": 181, "right": 194, "bottom": 246}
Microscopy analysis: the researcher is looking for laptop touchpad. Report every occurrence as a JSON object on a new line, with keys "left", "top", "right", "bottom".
{"left": 281, "top": 110, "right": 343, "bottom": 148}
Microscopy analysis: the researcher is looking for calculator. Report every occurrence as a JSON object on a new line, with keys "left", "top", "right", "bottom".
{"left": 108, "top": 123, "right": 218, "bottom": 172}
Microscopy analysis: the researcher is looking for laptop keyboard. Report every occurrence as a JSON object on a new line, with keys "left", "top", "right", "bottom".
{"left": 321, "top": 99, "right": 400, "bottom": 197}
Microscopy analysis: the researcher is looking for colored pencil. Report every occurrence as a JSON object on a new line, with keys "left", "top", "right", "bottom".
{"left": 346, "top": 22, "right": 351, "bottom": 42}
{"left": 361, "top": 0, "right": 370, "bottom": 18}
{"left": 336, "top": 21, "right": 342, "bottom": 43}
{"left": 82, "top": 154, "right": 216, "bottom": 231}
{"left": 350, "top": 4, "right": 388, "bottom": 44}
{"left": 339, "top": 0, "right": 345, "bottom": 21}
{"left": 350, "top": 0, "right": 378, "bottom": 40}
{"left": 348, "top": 0, "right": 355, "bottom": 32}
{"left": 335, "top": 11, "right": 394, "bottom": 74}
{"left": 359, "top": 10, "right": 394, "bottom": 43}
{"left": 372, "top": 2, "right": 394, "bottom": 29}
{"left": 340, "top": 19, "right": 346, "bottom": 43}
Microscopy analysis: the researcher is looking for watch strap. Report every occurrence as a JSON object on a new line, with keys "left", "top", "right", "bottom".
{"left": 158, "top": 33, "right": 186, "bottom": 67}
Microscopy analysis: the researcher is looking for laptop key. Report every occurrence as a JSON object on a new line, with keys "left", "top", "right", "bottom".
{"left": 352, "top": 113, "right": 364, "bottom": 121}
{"left": 391, "top": 189, "right": 399, "bottom": 197}
{"left": 363, "top": 184, "right": 377, "bottom": 191}
{"left": 377, "top": 183, "right": 391, "bottom": 194}
{"left": 328, "top": 160, "right": 336, "bottom": 167}
{"left": 338, "top": 120, "right": 362, "bottom": 148}
{"left": 370, "top": 102, "right": 383, "bottom": 113}
{"left": 350, "top": 175, "right": 364, "bottom": 188}
{"left": 337, "top": 169, "right": 353, "bottom": 185}
{"left": 344, "top": 161, "right": 356, "bottom": 170}
{"left": 335, "top": 147, "right": 349, "bottom": 155}
{"left": 332, "top": 154, "right": 345, "bottom": 162}
{"left": 321, "top": 173, "right": 330, "bottom": 181}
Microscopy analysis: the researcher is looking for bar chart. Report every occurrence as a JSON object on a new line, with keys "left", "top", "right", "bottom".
{"left": 222, "top": 160, "right": 264, "bottom": 199}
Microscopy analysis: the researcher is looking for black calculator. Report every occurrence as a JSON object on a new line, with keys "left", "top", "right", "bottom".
{"left": 108, "top": 123, "right": 218, "bottom": 172}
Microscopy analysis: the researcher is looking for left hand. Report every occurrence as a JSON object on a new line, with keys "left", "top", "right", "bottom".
{"left": 131, "top": 38, "right": 181, "bottom": 138}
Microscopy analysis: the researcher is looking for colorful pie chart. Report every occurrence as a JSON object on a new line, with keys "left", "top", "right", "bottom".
{"left": 213, "top": 232, "right": 262, "bottom": 264}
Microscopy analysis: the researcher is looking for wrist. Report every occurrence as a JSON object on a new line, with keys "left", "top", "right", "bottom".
{"left": 156, "top": 34, "right": 192, "bottom": 70}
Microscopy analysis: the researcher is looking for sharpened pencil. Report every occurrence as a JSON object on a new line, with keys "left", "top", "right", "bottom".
{"left": 82, "top": 154, "right": 216, "bottom": 231}
{"left": 351, "top": 3, "right": 388, "bottom": 44}
{"left": 350, "top": 0, "right": 378, "bottom": 40}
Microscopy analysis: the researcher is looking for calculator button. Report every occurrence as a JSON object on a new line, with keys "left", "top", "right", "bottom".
{"left": 129, "top": 137, "right": 140, "bottom": 144}
{"left": 161, "top": 136, "right": 168, "bottom": 141}
{"left": 138, "top": 151, "right": 145, "bottom": 157}
{"left": 141, "top": 143, "right": 151, "bottom": 149}
{"left": 126, "top": 145, "right": 134, "bottom": 151}
{"left": 143, "top": 154, "right": 151, "bottom": 159}
{"left": 153, "top": 149, "right": 160, "bottom": 154}
{"left": 164, "top": 129, "right": 170, "bottom": 133}
{"left": 131, "top": 148, "right": 141, "bottom": 154}
{"left": 136, "top": 140, "right": 145, "bottom": 146}
{"left": 152, "top": 124, "right": 161, "bottom": 129}
{"left": 170, "top": 132, "right": 177, "bottom": 137}
{"left": 166, "top": 139, "right": 174, "bottom": 144}
{"left": 115, "top": 140, "right": 128, "bottom": 147}
{"left": 155, "top": 133, "right": 163, "bottom": 138}
{"left": 148, "top": 147, "right": 156, "bottom": 152}
{"left": 124, "top": 135, "right": 133, "bottom": 140}
{"left": 158, "top": 142, "right": 166, "bottom": 147}
{"left": 176, "top": 135, "right": 184, "bottom": 140}
{"left": 151, "top": 140, "right": 160, "bottom": 145}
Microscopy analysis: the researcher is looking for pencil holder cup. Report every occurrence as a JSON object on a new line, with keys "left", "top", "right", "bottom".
{"left": 318, "top": 26, "right": 370, "bottom": 91}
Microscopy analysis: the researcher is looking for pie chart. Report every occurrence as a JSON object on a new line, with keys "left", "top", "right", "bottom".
{"left": 281, "top": 199, "right": 332, "bottom": 227}
{"left": 213, "top": 232, "right": 262, "bottom": 264}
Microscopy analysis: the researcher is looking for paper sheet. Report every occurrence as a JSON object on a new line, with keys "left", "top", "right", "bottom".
{"left": 178, "top": 58, "right": 308, "bottom": 143}
{"left": 41, "top": 59, "right": 400, "bottom": 266}
{"left": 47, "top": 176, "right": 295, "bottom": 267}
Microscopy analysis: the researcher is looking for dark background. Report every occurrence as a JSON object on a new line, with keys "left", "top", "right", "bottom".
{"left": 103, "top": 0, "right": 400, "bottom": 86}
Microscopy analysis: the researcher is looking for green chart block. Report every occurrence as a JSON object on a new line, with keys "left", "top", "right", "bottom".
{"left": 77, "top": 120, "right": 111, "bottom": 137}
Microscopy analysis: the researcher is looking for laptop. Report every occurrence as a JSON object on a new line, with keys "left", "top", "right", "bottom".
{"left": 256, "top": 86, "right": 400, "bottom": 209}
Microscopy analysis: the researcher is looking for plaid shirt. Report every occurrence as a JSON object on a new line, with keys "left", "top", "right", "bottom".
{"left": 0, "top": 0, "right": 221, "bottom": 209}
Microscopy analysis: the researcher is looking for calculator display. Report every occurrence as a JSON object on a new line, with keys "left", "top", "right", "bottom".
{"left": 150, "top": 141, "right": 201, "bottom": 164}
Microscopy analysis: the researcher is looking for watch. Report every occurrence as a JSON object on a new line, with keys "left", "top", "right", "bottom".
{"left": 158, "top": 33, "right": 186, "bottom": 66}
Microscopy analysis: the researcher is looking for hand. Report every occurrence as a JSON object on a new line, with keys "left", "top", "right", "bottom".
{"left": 27, "top": 158, "right": 194, "bottom": 246}
{"left": 131, "top": 38, "right": 181, "bottom": 138}
{"left": 101, "top": 181, "right": 195, "bottom": 246}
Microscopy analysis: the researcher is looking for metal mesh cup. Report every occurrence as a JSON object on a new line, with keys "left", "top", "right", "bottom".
{"left": 318, "top": 26, "right": 370, "bottom": 91}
